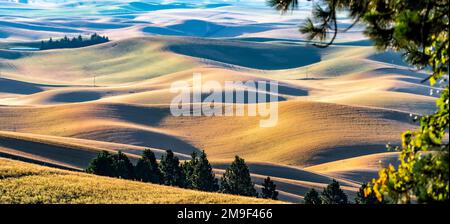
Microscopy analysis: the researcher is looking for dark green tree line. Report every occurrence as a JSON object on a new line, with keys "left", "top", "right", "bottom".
{"left": 40, "top": 33, "right": 109, "bottom": 50}
{"left": 87, "top": 150, "right": 275, "bottom": 199}
{"left": 304, "top": 180, "right": 348, "bottom": 204}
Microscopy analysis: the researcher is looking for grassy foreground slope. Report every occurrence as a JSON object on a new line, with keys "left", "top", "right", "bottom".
{"left": 0, "top": 158, "right": 279, "bottom": 204}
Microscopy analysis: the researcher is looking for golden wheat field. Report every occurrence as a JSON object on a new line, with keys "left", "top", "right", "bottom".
{"left": 0, "top": 158, "right": 280, "bottom": 204}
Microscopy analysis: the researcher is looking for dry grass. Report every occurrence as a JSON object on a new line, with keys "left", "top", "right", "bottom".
{"left": 0, "top": 158, "right": 280, "bottom": 204}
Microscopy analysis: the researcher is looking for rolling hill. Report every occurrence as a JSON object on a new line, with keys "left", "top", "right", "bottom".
{"left": 0, "top": 35, "right": 438, "bottom": 203}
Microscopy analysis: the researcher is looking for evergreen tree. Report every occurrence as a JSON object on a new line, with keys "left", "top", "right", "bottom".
{"left": 183, "top": 151, "right": 199, "bottom": 189}
{"left": 160, "top": 150, "right": 186, "bottom": 187}
{"left": 321, "top": 180, "right": 348, "bottom": 204}
{"left": 304, "top": 188, "right": 322, "bottom": 205}
{"left": 220, "top": 156, "right": 257, "bottom": 197}
{"left": 135, "top": 149, "right": 162, "bottom": 183}
{"left": 261, "top": 176, "right": 278, "bottom": 200}
{"left": 112, "top": 151, "right": 134, "bottom": 180}
{"left": 191, "top": 151, "right": 219, "bottom": 192}
{"left": 86, "top": 151, "right": 116, "bottom": 177}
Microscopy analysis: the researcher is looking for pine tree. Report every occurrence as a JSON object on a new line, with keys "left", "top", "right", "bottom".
{"left": 261, "top": 176, "right": 278, "bottom": 200}
{"left": 113, "top": 151, "right": 134, "bottom": 180}
{"left": 159, "top": 150, "right": 186, "bottom": 187}
{"left": 321, "top": 180, "right": 348, "bottom": 204}
{"left": 220, "top": 156, "right": 257, "bottom": 197}
{"left": 135, "top": 149, "right": 162, "bottom": 183}
{"left": 191, "top": 151, "right": 219, "bottom": 192}
{"left": 183, "top": 152, "right": 199, "bottom": 189}
{"left": 304, "top": 188, "right": 322, "bottom": 205}
{"left": 86, "top": 151, "right": 116, "bottom": 177}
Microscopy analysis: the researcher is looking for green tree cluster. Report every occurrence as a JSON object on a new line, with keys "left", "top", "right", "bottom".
{"left": 304, "top": 180, "right": 348, "bottom": 204}
{"left": 40, "top": 33, "right": 109, "bottom": 50}
{"left": 86, "top": 151, "right": 134, "bottom": 179}
{"left": 87, "top": 150, "right": 275, "bottom": 199}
